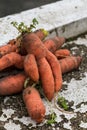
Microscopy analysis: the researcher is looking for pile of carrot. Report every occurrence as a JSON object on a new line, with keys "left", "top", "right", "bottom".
{"left": 0, "top": 22, "right": 82, "bottom": 123}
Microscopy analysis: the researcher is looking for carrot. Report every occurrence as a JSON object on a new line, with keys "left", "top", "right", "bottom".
{"left": 24, "top": 54, "right": 39, "bottom": 82}
{"left": 21, "top": 33, "right": 56, "bottom": 99}
{"left": 54, "top": 49, "right": 71, "bottom": 59}
{"left": 23, "top": 86, "right": 46, "bottom": 123}
{"left": 38, "top": 58, "right": 54, "bottom": 101}
{"left": 19, "top": 29, "right": 48, "bottom": 55}
{"left": 0, "top": 52, "right": 24, "bottom": 71}
{"left": 59, "top": 56, "right": 82, "bottom": 74}
{"left": 35, "top": 29, "right": 48, "bottom": 40}
{"left": 7, "top": 39, "right": 16, "bottom": 45}
{"left": 21, "top": 32, "right": 62, "bottom": 93}
{"left": 0, "top": 41, "right": 17, "bottom": 57}
{"left": 15, "top": 55, "right": 25, "bottom": 69}
{"left": 43, "top": 36, "right": 65, "bottom": 53}
{"left": 21, "top": 32, "right": 47, "bottom": 59}
{"left": 46, "top": 51, "right": 62, "bottom": 92}
{"left": 0, "top": 73, "right": 26, "bottom": 95}
{"left": 20, "top": 34, "right": 65, "bottom": 56}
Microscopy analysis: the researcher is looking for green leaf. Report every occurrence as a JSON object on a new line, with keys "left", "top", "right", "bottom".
{"left": 32, "top": 18, "right": 39, "bottom": 25}
{"left": 57, "top": 96, "right": 69, "bottom": 111}
{"left": 46, "top": 112, "right": 57, "bottom": 125}
{"left": 11, "top": 18, "right": 39, "bottom": 34}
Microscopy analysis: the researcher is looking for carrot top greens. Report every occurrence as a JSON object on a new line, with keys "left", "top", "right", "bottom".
{"left": 46, "top": 112, "right": 57, "bottom": 125}
{"left": 57, "top": 96, "right": 69, "bottom": 111}
{"left": 11, "top": 18, "right": 38, "bottom": 34}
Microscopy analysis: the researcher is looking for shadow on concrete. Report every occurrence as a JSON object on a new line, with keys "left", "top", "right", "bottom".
{"left": 0, "top": 0, "right": 60, "bottom": 18}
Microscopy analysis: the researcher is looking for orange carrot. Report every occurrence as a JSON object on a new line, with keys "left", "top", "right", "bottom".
{"left": 35, "top": 29, "right": 48, "bottom": 40}
{"left": 21, "top": 32, "right": 47, "bottom": 59}
{"left": 0, "top": 52, "right": 24, "bottom": 71}
{"left": 24, "top": 54, "right": 39, "bottom": 82}
{"left": 54, "top": 49, "right": 71, "bottom": 59}
{"left": 20, "top": 33, "right": 65, "bottom": 56}
{"left": 15, "top": 55, "right": 25, "bottom": 69}
{"left": 0, "top": 41, "right": 17, "bottom": 57}
{"left": 46, "top": 51, "right": 62, "bottom": 92}
{"left": 21, "top": 32, "right": 62, "bottom": 93}
{"left": 19, "top": 29, "right": 48, "bottom": 55}
{"left": 43, "top": 36, "right": 65, "bottom": 53}
{"left": 0, "top": 73, "right": 26, "bottom": 95}
{"left": 7, "top": 39, "right": 16, "bottom": 45}
{"left": 38, "top": 58, "right": 54, "bottom": 101}
{"left": 59, "top": 56, "right": 82, "bottom": 74}
{"left": 23, "top": 86, "right": 46, "bottom": 123}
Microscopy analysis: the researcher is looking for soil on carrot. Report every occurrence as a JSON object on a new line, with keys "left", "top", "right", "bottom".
{"left": 0, "top": 34, "right": 87, "bottom": 130}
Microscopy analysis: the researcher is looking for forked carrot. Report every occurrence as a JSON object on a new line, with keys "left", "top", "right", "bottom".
{"left": 21, "top": 32, "right": 47, "bottom": 59}
{"left": 21, "top": 32, "right": 62, "bottom": 93}
{"left": 18, "top": 29, "right": 48, "bottom": 55}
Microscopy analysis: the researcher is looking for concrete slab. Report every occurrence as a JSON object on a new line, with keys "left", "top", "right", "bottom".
{"left": 0, "top": 0, "right": 87, "bottom": 45}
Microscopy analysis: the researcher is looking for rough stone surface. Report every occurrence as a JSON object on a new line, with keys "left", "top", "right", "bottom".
{"left": 0, "top": 0, "right": 87, "bottom": 46}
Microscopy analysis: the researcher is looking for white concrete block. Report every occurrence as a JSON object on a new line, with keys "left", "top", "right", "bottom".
{"left": 0, "top": 0, "right": 87, "bottom": 45}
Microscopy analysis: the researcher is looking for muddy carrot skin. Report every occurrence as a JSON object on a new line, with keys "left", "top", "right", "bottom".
{"left": 19, "top": 29, "right": 48, "bottom": 55}
{"left": 38, "top": 57, "right": 55, "bottom": 101}
{"left": 21, "top": 32, "right": 47, "bottom": 59}
{"left": 35, "top": 29, "right": 48, "bottom": 40}
{"left": 0, "top": 52, "right": 24, "bottom": 71}
{"left": 43, "top": 36, "right": 65, "bottom": 53}
{"left": 0, "top": 73, "right": 26, "bottom": 96}
{"left": 23, "top": 87, "right": 46, "bottom": 123}
{"left": 54, "top": 49, "right": 71, "bottom": 59}
{"left": 15, "top": 55, "right": 25, "bottom": 69}
{"left": 21, "top": 32, "right": 62, "bottom": 93}
{"left": 24, "top": 54, "right": 39, "bottom": 82}
{"left": 0, "top": 41, "right": 17, "bottom": 57}
{"left": 46, "top": 51, "right": 62, "bottom": 92}
{"left": 59, "top": 56, "right": 82, "bottom": 74}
